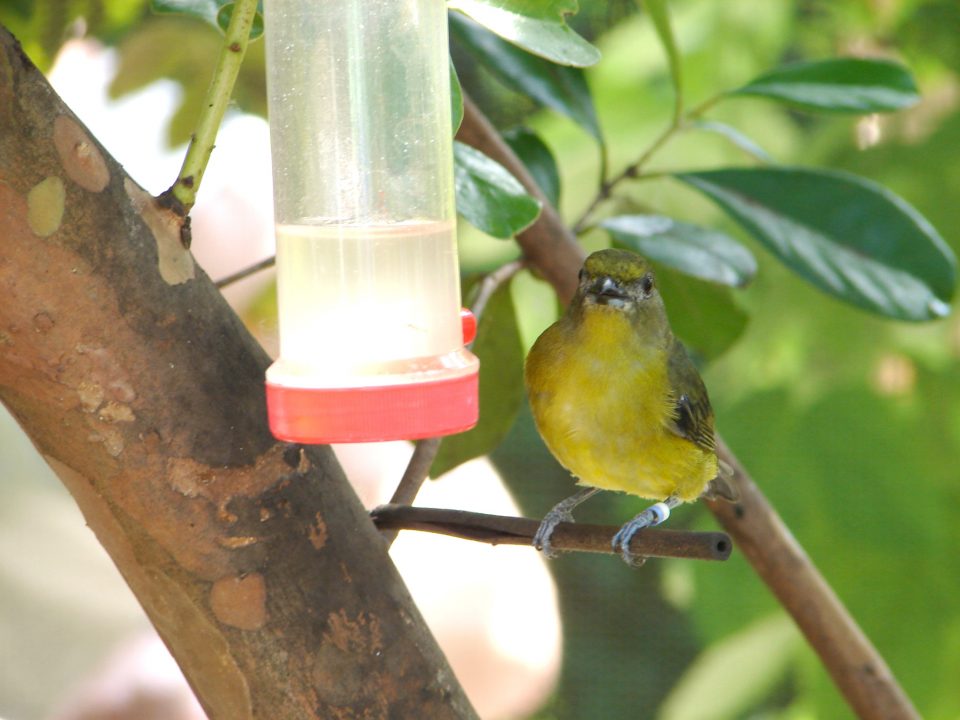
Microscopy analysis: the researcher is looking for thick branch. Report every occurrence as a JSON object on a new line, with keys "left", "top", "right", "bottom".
{"left": 372, "top": 505, "right": 731, "bottom": 562}
{"left": 458, "top": 94, "right": 919, "bottom": 720}
{"left": 457, "top": 94, "right": 584, "bottom": 304}
{"left": 0, "top": 28, "right": 476, "bottom": 720}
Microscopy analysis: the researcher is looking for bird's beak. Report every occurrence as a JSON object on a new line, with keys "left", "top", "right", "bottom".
{"left": 587, "top": 276, "right": 631, "bottom": 307}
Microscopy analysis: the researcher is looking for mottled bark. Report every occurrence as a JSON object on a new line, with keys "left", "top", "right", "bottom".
{"left": 0, "top": 27, "right": 476, "bottom": 720}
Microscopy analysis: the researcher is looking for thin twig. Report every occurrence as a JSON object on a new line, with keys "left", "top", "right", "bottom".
{"left": 458, "top": 95, "right": 920, "bottom": 720}
{"left": 164, "top": 0, "right": 260, "bottom": 214}
{"left": 372, "top": 505, "right": 731, "bottom": 562}
{"left": 468, "top": 258, "right": 526, "bottom": 327}
{"left": 381, "top": 258, "right": 527, "bottom": 549}
{"left": 571, "top": 91, "right": 725, "bottom": 235}
{"left": 215, "top": 255, "right": 276, "bottom": 289}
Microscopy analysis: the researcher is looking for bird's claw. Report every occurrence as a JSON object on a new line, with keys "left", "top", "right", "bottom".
{"left": 533, "top": 509, "right": 574, "bottom": 559}
{"left": 611, "top": 501, "right": 673, "bottom": 566}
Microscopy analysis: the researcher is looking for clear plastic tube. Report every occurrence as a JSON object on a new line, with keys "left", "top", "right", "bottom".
{"left": 263, "top": 0, "right": 478, "bottom": 442}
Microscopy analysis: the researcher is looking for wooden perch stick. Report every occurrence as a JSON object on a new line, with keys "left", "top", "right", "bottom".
{"left": 457, "top": 91, "right": 919, "bottom": 720}
{"left": 371, "top": 505, "right": 732, "bottom": 562}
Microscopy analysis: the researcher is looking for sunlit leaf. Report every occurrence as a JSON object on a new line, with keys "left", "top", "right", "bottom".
{"left": 454, "top": 141, "right": 542, "bottom": 238}
{"left": 660, "top": 615, "right": 800, "bottom": 720}
{"left": 728, "top": 58, "right": 919, "bottom": 114}
{"left": 603, "top": 215, "right": 757, "bottom": 287}
{"left": 448, "top": 0, "right": 600, "bottom": 67}
{"left": 503, "top": 127, "right": 561, "bottom": 208}
{"left": 450, "top": 12, "right": 603, "bottom": 144}
{"left": 431, "top": 276, "right": 525, "bottom": 477}
{"left": 677, "top": 167, "right": 956, "bottom": 320}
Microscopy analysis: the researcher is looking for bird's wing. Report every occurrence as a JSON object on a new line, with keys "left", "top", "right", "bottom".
{"left": 665, "top": 339, "right": 716, "bottom": 454}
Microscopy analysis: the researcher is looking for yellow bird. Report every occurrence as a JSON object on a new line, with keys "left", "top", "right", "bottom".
{"left": 524, "top": 248, "right": 736, "bottom": 565}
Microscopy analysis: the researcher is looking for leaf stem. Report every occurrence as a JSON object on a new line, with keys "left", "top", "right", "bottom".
{"left": 571, "top": 90, "right": 726, "bottom": 234}
{"left": 165, "top": 0, "right": 260, "bottom": 214}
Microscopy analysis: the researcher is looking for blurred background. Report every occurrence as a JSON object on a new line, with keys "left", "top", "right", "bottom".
{"left": 1, "top": 0, "right": 959, "bottom": 718}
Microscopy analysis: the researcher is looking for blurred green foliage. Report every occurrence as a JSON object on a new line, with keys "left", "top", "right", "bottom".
{"left": 2, "top": 0, "right": 959, "bottom": 718}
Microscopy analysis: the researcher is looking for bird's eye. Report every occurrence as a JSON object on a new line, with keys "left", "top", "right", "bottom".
{"left": 640, "top": 274, "right": 655, "bottom": 296}
{"left": 578, "top": 268, "right": 586, "bottom": 282}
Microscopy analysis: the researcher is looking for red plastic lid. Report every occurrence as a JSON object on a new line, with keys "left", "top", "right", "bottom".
{"left": 266, "top": 308, "right": 479, "bottom": 443}
{"left": 266, "top": 370, "right": 478, "bottom": 443}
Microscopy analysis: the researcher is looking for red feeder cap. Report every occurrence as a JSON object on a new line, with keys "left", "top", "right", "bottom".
{"left": 266, "top": 370, "right": 478, "bottom": 443}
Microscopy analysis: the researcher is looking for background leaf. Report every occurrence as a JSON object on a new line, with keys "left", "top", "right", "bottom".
{"left": 503, "top": 127, "right": 561, "bottom": 208}
{"left": 603, "top": 214, "right": 757, "bottom": 287}
{"left": 450, "top": 61, "right": 464, "bottom": 133}
{"left": 727, "top": 58, "right": 920, "bottom": 114}
{"left": 431, "top": 276, "right": 525, "bottom": 477}
{"left": 644, "top": 0, "right": 682, "bottom": 117}
{"left": 450, "top": 12, "right": 604, "bottom": 144}
{"left": 655, "top": 267, "right": 749, "bottom": 360}
{"left": 676, "top": 167, "right": 956, "bottom": 320}
{"left": 454, "top": 141, "right": 542, "bottom": 238}
{"left": 690, "top": 120, "right": 773, "bottom": 163}
{"left": 152, "top": 0, "right": 219, "bottom": 23}
{"left": 448, "top": 0, "right": 601, "bottom": 67}
{"left": 215, "top": 1, "right": 264, "bottom": 40}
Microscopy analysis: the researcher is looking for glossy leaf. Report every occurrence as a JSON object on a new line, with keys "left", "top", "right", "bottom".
{"left": 450, "top": 12, "right": 603, "bottom": 144}
{"left": 691, "top": 120, "right": 773, "bottom": 163}
{"left": 603, "top": 215, "right": 757, "bottom": 287}
{"left": 450, "top": 61, "right": 464, "bottom": 133}
{"left": 728, "top": 58, "right": 919, "bottom": 114}
{"left": 677, "top": 167, "right": 956, "bottom": 320}
{"left": 503, "top": 127, "right": 561, "bottom": 208}
{"left": 448, "top": 0, "right": 600, "bottom": 67}
{"left": 431, "top": 277, "right": 525, "bottom": 477}
{"left": 454, "top": 141, "right": 542, "bottom": 238}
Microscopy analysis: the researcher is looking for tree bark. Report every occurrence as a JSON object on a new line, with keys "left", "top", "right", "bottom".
{"left": 0, "top": 27, "right": 477, "bottom": 720}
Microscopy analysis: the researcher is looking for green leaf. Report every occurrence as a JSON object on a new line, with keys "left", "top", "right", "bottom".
{"left": 454, "top": 141, "right": 542, "bottom": 238}
{"left": 450, "top": 13, "right": 603, "bottom": 144}
{"left": 448, "top": 0, "right": 600, "bottom": 67}
{"left": 502, "top": 127, "right": 561, "bottom": 208}
{"left": 644, "top": 0, "right": 682, "bottom": 117}
{"left": 603, "top": 215, "right": 757, "bottom": 287}
{"left": 676, "top": 167, "right": 956, "bottom": 320}
{"left": 431, "top": 276, "right": 525, "bottom": 477}
{"left": 216, "top": 1, "right": 264, "bottom": 39}
{"left": 656, "top": 267, "right": 749, "bottom": 360}
{"left": 728, "top": 58, "right": 920, "bottom": 114}
{"left": 690, "top": 120, "right": 773, "bottom": 163}
{"left": 450, "top": 61, "right": 464, "bottom": 133}
{"left": 153, "top": 0, "right": 263, "bottom": 38}
{"left": 659, "top": 614, "right": 800, "bottom": 720}
{"left": 152, "top": 0, "right": 218, "bottom": 23}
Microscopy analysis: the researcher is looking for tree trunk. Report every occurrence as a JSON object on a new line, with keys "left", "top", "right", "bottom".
{"left": 0, "top": 27, "right": 477, "bottom": 720}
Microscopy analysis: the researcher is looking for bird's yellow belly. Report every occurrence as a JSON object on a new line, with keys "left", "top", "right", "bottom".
{"left": 527, "top": 315, "right": 715, "bottom": 502}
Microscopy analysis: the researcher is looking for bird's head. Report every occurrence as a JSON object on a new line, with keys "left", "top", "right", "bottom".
{"left": 575, "top": 248, "right": 658, "bottom": 308}
{"left": 571, "top": 248, "right": 671, "bottom": 339}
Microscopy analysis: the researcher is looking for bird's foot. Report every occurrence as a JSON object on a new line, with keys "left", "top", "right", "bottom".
{"left": 611, "top": 497, "right": 679, "bottom": 567}
{"left": 533, "top": 487, "right": 600, "bottom": 559}
{"left": 533, "top": 509, "right": 573, "bottom": 559}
